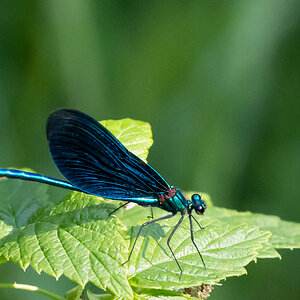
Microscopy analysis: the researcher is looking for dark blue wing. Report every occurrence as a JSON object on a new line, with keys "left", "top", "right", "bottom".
{"left": 46, "top": 109, "right": 169, "bottom": 200}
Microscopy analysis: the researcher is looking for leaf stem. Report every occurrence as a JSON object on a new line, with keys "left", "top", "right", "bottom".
{"left": 0, "top": 282, "right": 65, "bottom": 300}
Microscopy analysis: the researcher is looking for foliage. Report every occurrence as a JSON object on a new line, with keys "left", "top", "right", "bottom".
{"left": 0, "top": 119, "right": 299, "bottom": 299}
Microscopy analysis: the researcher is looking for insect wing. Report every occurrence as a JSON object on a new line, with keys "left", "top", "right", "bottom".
{"left": 46, "top": 109, "right": 169, "bottom": 200}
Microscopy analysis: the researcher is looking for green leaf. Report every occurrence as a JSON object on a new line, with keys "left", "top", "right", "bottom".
{"left": 87, "top": 288, "right": 196, "bottom": 300}
{"left": 100, "top": 119, "right": 153, "bottom": 162}
{"left": 65, "top": 285, "right": 83, "bottom": 300}
{"left": 257, "top": 242, "right": 280, "bottom": 259}
{"left": 264, "top": 219, "right": 300, "bottom": 249}
{"left": 0, "top": 118, "right": 153, "bottom": 298}
{"left": 116, "top": 204, "right": 270, "bottom": 289}
{"left": 138, "top": 295, "right": 192, "bottom": 299}
{"left": 0, "top": 189, "right": 133, "bottom": 299}
{"left": 0, "top": 220, "right": 12, "bottom": 240}
{"left": 203, "top": 204, "right": 300, "bottom": 253}
{"left": 86, "top": 288, "right": 114, "bottom": 300}
{"left": 184, "top": 191, "right": 300, "bottom": 258}
{"left": 0, "top": 179, "right": 50, "bottom": 228}
{"left": 1, "top": 118, "right": 299, "bottom": 298}
{"left": 132, "top": 287, "right": 196, "bottom": 300}
{"left": 0, "top": 178, "right": 51, "bottom": 264}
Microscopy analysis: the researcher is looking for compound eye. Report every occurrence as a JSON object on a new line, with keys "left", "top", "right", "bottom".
{"left": 191, "top": 194, "right": 201, "bottom": 202}
{"left": 195, "top": 205, "right": 205, "bottom": 215}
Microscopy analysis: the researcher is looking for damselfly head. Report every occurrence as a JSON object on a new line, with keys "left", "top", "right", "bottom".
{"left": 191, "top": 194, "right": 206, "bottom": 215}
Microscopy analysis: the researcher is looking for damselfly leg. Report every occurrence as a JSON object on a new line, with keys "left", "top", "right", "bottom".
{"left": 188, "top": 211, "right": 206, "bottom": 269}
{"left": 191, "top": 214, "right": 205, "bottom": 230}
{"left": 167, "top": 211, "right": 185, "bottom": 279}
{"left": 108, "top": 202, "right": 129, "bottom": 216}
{"left": 147, "top": 207, "right": 154, "bottom": 219}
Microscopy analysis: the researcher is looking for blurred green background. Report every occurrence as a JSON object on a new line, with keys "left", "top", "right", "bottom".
{"left": 0, "top": 0, "right": 299, "bottom": 299}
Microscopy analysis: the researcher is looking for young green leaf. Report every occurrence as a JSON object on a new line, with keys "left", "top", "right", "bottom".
{"left": 114, "top": 204, "right": 271, "bottom": 289}
{"left": 100, "top": 119, "right": 153, "bottom": 162}
{"left": 184, "top": 191, "right": 300, "bottom": 258}
{"left": 86, "top": 288, "right": 115, "bottom": 300}
{"left": 135, "top": 295, "right": 197, "bottom": 300}
{"left": 0, "top": 188, "right": 133, "bottom": 299}
{"left": 203, "top": 204, "right": 300, "bottom": 253}
{"left": 1, "top": 117, "right": 299, "bottom": 299}
{"left": 132, "top": 286, "right": 200, "bottom": 300}
{"left": 0, "top": 179, "right": 50, "bottom": 228}
{"left": 0, "top": 220, "right": 12, "bottom": 240}
{"left": 87, "top": 287, "right": 197, "bottom": 300}
{"left": 65, "top": 285, "right": 84, "bottom": 300}
{"left": 0, "top": 118, "right": 153, "bottom": 299}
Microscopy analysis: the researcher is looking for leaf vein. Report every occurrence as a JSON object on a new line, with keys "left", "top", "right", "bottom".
{"left": 34, "top": 223, "right": 57, "bottom": 277}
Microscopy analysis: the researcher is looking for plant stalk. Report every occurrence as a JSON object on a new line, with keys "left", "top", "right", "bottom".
{"left": 0, "top": 282, "right": 65, "bottom": 300}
